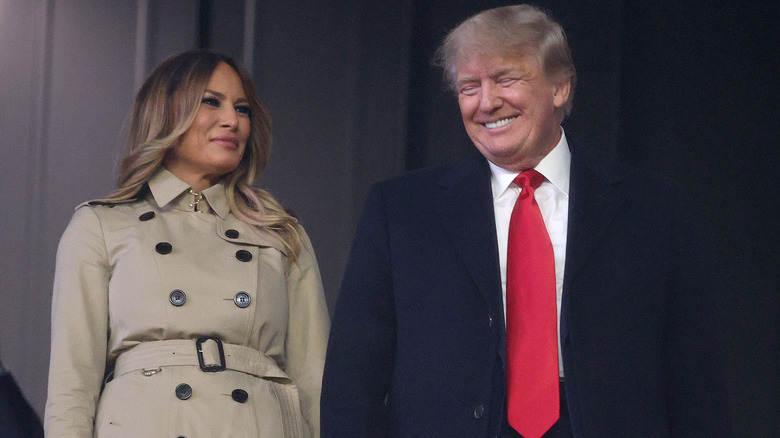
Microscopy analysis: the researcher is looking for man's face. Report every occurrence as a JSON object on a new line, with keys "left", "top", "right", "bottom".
{"left": 455, "top": 53, "right": 570, "bottom": 171}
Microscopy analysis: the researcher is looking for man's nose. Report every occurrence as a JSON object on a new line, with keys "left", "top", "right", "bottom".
{"left": 479, "top": 83, "right": 502, "bottom": 112}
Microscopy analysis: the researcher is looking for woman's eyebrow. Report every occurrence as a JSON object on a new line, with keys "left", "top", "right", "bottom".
{"left": 204, "top": 89, "right": 248, "bottom": 103}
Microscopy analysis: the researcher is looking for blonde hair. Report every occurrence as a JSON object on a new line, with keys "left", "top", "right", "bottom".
{"left": 103, "top": 50, "right": 302, "bottom": 261}
{"left": 434, "top": 4, "right": 577, "bottom": 115}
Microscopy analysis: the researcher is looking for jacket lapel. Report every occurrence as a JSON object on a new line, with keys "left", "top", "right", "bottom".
{"left": 436, "top": 153, "right": 505, "bottom": 334}
{"left": 564, "top": 143, "right": 626, "bottom": 285}
{"left": 561, "top": 141, "right": 626, "bottom": 343}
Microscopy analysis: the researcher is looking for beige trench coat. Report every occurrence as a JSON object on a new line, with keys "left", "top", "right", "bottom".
{"left": 45, "top": 169, "right": 329, "bottom": 438}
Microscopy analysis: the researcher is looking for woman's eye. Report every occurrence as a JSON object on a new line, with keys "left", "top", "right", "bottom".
{"left": 202, "top": 97, "right": 220, "bottom": 107}
{"left": 236, "top": 105, "right": 251, "bottom": 115}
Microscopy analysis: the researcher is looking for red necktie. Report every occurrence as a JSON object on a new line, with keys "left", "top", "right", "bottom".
{"left": 506, "top": 169, "right": 559, "bottom": 438}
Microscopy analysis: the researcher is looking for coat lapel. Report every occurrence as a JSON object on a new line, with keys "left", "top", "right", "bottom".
{"left": 436, "top": 153, "right": 505, "bottom": 331}
{"left": 564, "top": 143, "right": 626, "bottom": 284}
{"left": 561, "top": 141, "right": 626, "bottom": 339}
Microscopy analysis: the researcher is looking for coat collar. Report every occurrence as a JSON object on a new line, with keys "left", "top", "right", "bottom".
{"left": 144, "top": 168, "right": 287, "bottom": 254}
{"left": 434, "top": 139, "right": 627, "bottom": 297}
{"left": 147, "top": 168, "right": 231, "bottom": 219}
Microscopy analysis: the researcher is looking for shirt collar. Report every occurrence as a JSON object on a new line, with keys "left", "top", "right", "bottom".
{"left": 147, "top": 167, "right": 231, "bottom": 219}
{"left": 488, "top": 128, "right": 571, "bottom": 199}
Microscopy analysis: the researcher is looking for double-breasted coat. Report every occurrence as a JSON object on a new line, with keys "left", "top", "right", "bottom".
{"left": 45, "top": 168, "right": 329, "bottom": 438}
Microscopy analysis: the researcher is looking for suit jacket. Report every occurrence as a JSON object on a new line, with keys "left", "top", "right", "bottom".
{"left": 0, "top": 371, "right": 44, "bottom": 438}
{"left": 321, "top": 139, "right": 730, "bottom": 437}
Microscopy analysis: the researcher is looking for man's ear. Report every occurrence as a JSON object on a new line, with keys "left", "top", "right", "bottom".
{"left": 553, "top": 79, "right": 571, "bottom": 110}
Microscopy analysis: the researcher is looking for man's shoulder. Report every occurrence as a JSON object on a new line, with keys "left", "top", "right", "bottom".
{"left": 375, "top": 152, "right": 488, "bottom": 192}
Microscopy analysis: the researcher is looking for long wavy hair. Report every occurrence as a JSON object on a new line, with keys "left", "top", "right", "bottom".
{"left": 102, "top": 50, "right": 302, "bottom": 261}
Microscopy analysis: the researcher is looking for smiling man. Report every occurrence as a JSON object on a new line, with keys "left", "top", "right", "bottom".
{"left": 321, "top": 5, "right": 730, "bottom": 438}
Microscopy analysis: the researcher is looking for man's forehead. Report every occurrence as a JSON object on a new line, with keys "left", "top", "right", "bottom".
{"left": 455, "top": 54, "right": 537, "bottom": 80}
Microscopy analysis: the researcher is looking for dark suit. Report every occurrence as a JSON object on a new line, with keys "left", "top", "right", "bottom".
{"left": 0, "top": 371, "right": 44, "bottom": 438}
{"left": 321, "top": 139, "right": 730, "bottom": 437}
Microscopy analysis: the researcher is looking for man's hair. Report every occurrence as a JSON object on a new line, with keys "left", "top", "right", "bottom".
{"left": 433, "top": 4, "right": 577, "bottom": 115}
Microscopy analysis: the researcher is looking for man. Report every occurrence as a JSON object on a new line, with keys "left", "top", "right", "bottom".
{"left": 321, "top": 4, "right": 730, "bottom": 437}
{"left": 1, "top": 349, "right": 44, "bottom": 438}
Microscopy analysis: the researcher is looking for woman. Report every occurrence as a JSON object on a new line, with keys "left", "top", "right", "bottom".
{"left": 44, "top": 50, "right": 329, "bottom": 437}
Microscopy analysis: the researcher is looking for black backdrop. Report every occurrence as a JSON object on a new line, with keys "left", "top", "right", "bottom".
{"left": 404, "top": 1, "right": 778, "bottom": 436}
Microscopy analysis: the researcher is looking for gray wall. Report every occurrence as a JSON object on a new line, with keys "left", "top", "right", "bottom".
{"left": 0, "top": 0, "right": 408, "bottom": 417}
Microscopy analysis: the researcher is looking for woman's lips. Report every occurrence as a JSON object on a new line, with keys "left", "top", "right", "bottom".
{"left": 211, "top": 136, "right": 239, "bottom": 149}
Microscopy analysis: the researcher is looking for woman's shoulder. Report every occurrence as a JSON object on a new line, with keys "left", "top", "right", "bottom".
{"left": 69, "top": 197, "right": 149, "bottom": 226}
{"left": 77, "top": 197, "right": 139, "bottom": 209}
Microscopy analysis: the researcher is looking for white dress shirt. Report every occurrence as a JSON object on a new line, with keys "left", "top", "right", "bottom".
{"left": 489, "top": 129, "right": 571, "bottom": 377}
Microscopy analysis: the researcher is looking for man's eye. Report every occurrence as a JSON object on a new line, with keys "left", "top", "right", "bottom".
{"left": 202, "top": 97, "right": 220, "bottom": 107}
{"left": 459, "top": 86, "right": 479, "bottom": 96}
{"left": 499, "top": 78, "right": 518, "bottom": 86}
{"left": 236, "top": 105, "right": 251, "bottom": 115}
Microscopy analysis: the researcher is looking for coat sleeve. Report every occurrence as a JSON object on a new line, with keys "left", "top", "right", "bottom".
{"left": 285, "top": 227, "right": 330, "bottom": 438}
{"left": 664, "top": 187, "right": 732, "bottom": 436}
{"left": 44, "top": 206, "right": 110, "bottom": 438}
{"left": 321, "top": 185, "right": 396, "bottom": 437}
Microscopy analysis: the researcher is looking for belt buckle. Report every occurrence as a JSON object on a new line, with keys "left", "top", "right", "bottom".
{"left": 196, "top": 336, "right": 226, "bottom": 372}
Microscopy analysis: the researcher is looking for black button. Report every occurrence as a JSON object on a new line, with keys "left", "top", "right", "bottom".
{"left": 473, "top": 404, "right": 485, "bottom": 419}
{"left": 175, "top": 383, "right": 192, "bottom": 400}
{"left": 488, "top": 314, "right": 494, "bottom": 328}
{"left": 231, "top": 389, "right": 249, "bottom": 403}
{"left": 225, "top": 229, "right": 239, "bottom": 239}
{"left": 139, "top": 211, "right": 155, "bottom": 221}
{"left": 169, "top": 290, "right": 186, "bottom": 306}
{"left": 235, "top": 250, "right": 252, "bottom": 262}
{"left": 155, "top": 242, "right": 172, "bottom": 255}
{"left": 234, "top": 292, "right": 251, "bottom": 308}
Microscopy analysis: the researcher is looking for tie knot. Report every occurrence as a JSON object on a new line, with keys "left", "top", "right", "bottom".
{"left": 513, "top": 169, "right": 545, "bottom": 190}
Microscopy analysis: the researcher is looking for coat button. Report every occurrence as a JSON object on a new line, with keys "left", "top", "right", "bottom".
{"left": 169, "top": 290, "right": 186, "bottom": 306}
{"left": 138, "top": 211, "right": 155, "bottom": 221}
{"left": 231, "top": 389, "right": 249, "bottom": 403}
{"left": 488, "top": 314, "right": 494, "bottom": 328}
{"left": 473, "top": 404, "right": 485, "bottom": 419}
{"left": 155, "top": 242, "right": 172, "bottom": 255}
{"left": 225, "top": 229, "right": 239, "bottom": 239}
{"left": 175, "top": 383, "right": 192, "bottom": 400}
{"left": 234, "top": 292, "right": 251, "bottom": 308}
{"left": 235, "top": 249, "right": 252, "bottom": 262}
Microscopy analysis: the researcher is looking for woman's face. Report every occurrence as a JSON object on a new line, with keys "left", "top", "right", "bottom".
{"left": 165, "top": 62, "right": 251, "bottom": 190}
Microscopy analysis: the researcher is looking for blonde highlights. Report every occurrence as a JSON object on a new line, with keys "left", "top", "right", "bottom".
{"left": 103, "top": 50, "right": 302, "bottom": 261}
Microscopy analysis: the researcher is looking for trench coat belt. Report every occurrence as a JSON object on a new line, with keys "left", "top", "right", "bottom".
{"left": 112, "top": 339, "right": 291, "bottom": 382}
